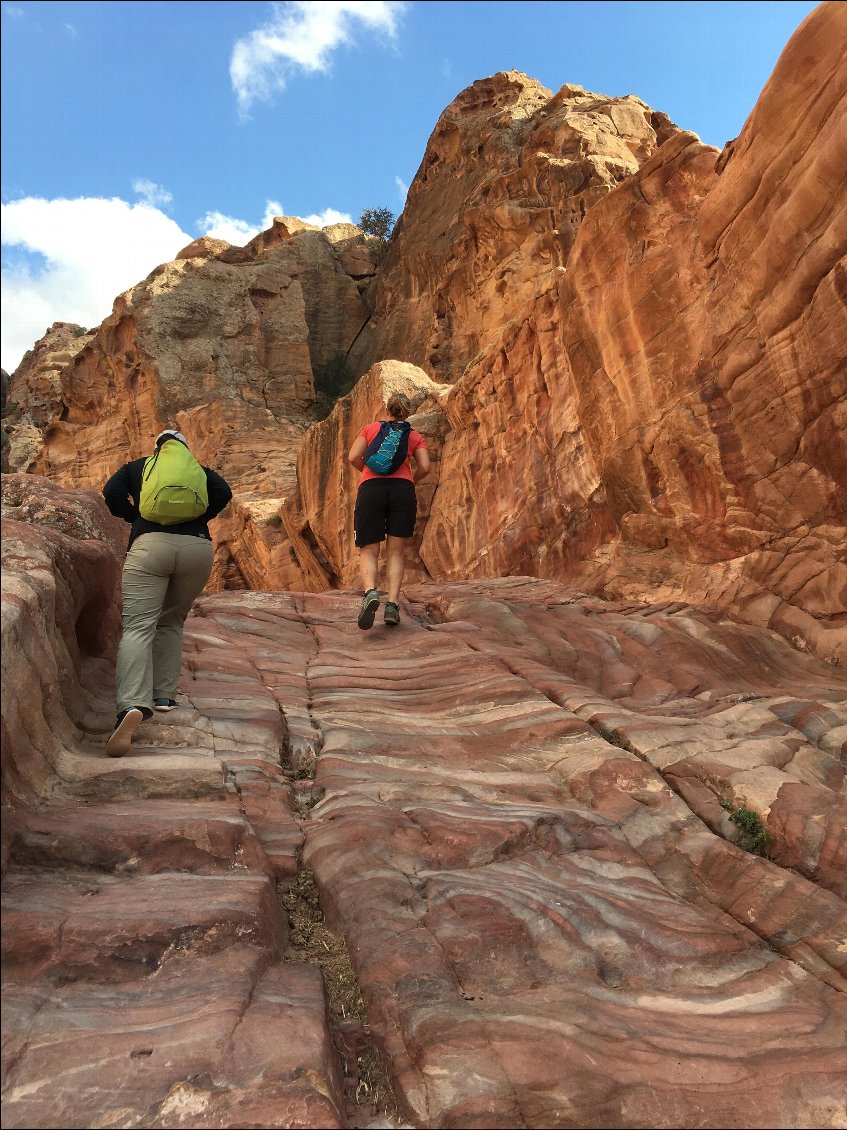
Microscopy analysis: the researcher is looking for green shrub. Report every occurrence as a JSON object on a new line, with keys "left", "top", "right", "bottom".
{"left": 720, "top": 800, "right": 772, "bottom": 856}
{"left": 358, "top": 206, "right": 395, "bottom": 241}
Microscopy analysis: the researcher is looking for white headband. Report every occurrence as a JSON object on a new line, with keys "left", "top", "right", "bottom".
{"left": 155, "top": 429, "right": 188, "bottom": 447}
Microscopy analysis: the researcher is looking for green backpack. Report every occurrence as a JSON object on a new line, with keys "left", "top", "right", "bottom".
{"left": 138, "top": 440, "right": 209, "bottom": 525}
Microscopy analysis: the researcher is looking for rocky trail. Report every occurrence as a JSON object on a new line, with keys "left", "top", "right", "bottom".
{"left": 2, "top": 481, "right": 845, "bottom": 1129}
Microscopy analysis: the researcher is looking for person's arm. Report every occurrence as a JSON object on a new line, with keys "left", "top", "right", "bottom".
{"left": 411, "top": 443, "right": 430, "bottom": 483}
{"left": 348, "top": 435, "right": 367, "bottom": 472}
{"left": 204, "top": 468, "right": 233, "bottom": 520}
{"left": 102, "top": 463, "right": 138, "bottom": 523}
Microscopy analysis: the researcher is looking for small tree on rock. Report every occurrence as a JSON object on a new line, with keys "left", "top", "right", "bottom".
{"left": 358, "top": 207, "right": 395, "bottom": 241}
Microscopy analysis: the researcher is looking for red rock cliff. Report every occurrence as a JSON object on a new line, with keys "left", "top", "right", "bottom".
{"left": 344, "top": 2, "right": 847, "bottom": 661}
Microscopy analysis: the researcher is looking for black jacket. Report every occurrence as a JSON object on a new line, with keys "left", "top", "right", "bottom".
{"left": 103, "top": 456, "right": 233, "bottom": 550}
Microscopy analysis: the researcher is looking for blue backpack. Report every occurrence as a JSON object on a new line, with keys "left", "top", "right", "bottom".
{"left": 364, "top": 421, "right": 412, "bottom": 474}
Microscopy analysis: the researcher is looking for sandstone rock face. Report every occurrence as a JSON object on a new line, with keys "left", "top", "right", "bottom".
{"left": 349, "top": 5, "right": 847, "bottom": 661}
{"left": 3, "top": 322, "right": 96, "bottom": 473}
{"left": 0, "top": 372, "right": 7, "bottom": 471}
{"left": 1, "top": 475, "right": 124, "bottom": 819}
{"left": 3, "top": 220, "right": 378, "bottom": 593}
{"left": 2, "top": 482, "right": 846, "bottom": 1127}
{"left": 349, "top": 73, "right": 675, "bottom": 385}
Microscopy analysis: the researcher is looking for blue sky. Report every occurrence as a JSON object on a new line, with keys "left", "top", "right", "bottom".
{"left": 1, "top": 0, "right": 819, "bottom": 372}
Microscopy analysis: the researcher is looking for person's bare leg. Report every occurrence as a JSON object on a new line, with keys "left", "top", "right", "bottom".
{"left": 359, "top": 542, "right": 380, "bottom": 592}
{"left": 357, "top": 542, "right": 382, "bottom": 629}
{"left": 385, "top": 536, "right": 408, "bottom": 604}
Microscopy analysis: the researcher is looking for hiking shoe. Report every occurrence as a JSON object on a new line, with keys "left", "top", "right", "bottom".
{"left": 383, "top": 601, "right": 400, "bottom": 627}
{"left": 106, "top": 707, "right": 150, "bottom": 757}
{"left": 357, "top": 589, "right": 380, "bottom": 630}
{"left": 153, "top": 698, "right": 178, "bottom": 712}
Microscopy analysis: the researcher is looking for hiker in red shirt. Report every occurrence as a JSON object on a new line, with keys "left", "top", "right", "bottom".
{"left": 347, "top": 393, "right": 430, "bottom": 629}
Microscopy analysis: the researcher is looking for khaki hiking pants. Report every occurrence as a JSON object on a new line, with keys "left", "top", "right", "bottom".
{"left": 116, "top": 532, "right": 214, "bottom": 713}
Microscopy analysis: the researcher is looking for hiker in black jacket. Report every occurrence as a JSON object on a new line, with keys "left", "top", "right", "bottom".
{"left": 102, "top": 428, "right": 232, "bottom": 756}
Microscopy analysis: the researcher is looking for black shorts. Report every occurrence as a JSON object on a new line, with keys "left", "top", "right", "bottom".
{"left": 354, "top": 478, "right": 417, "bottom": 546}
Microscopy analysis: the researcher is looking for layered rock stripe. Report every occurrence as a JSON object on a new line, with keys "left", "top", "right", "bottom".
{"left": 2, "top": 483, "right": 846, "bottom": 1128}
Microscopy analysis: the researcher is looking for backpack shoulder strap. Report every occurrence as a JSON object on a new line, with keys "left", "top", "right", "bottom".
{"left": 142, "top": 450, "right": 160, "bottom": 481}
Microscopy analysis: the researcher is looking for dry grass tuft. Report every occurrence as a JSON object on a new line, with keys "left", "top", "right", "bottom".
{"left": 280, "top": 871, "right": 403, "bottom": 1124}
{"left": 281, "top": 870, "right": 364, "bottom": 1022}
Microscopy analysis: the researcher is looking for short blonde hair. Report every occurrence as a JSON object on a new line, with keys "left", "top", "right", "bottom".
{"left": 386, "top": 393, "right": 412, "bottom": 420}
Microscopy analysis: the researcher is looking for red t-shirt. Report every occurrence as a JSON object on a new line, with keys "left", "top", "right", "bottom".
{"left": 358, "top": 421, "right": 427, "bottom": 484}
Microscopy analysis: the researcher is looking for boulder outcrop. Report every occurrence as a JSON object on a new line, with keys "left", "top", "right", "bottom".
{"left": 2, "top": 477, "right": 846, "bottom": 1128}
{"left": 2, "top": 322, "right": 95, "bottom": 473}
{"left": 348, "top": 73, "right": 676, "bottom": 384}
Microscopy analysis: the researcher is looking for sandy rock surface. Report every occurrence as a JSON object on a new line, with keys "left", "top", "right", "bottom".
{"left": 2, "top": 479, "right": 845, "bottom": 1128}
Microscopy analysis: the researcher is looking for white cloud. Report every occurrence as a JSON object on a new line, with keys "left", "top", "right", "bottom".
{"left": 301, "top": 207, "right": 353, "bottom": 227}
{"left": 64, "top": 22, "right": 76, "bottom": 38}
{"left": 196, "top": 211, "right": 260, "bottom": 246}
{"left": 262, "top": 200, "right": 286, "bottom": 227}
{"left": 231, "top": 0, "right": 405, "bottom": 114}
{"left": 132, "top": 178, "right": 173, "bottom": 207}
{"left": 3, "top": 6, "right": 25, "bottom": 19}
{"left": 1, "top": 196, "right": 190, "bottom": 373}
{"left": 197, "top": 199, "right": 284, "bottom": 245}
{"left": 1, "top": 194, "right": 357, "bottom": 373}
{"left": 197, "top": 200, "right": 352, "bottom": 244}
{"left": 395, "top": 175, "right": 408, "bottom": 201}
